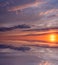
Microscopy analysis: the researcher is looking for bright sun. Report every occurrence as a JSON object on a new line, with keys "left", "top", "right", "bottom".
{"left": 49, "top": 34, "right": 56, "bottom": 42}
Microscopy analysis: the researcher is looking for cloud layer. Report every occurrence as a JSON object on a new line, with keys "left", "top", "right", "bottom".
{"left": 0, "top": 0, "right": 58, "bottom": 27}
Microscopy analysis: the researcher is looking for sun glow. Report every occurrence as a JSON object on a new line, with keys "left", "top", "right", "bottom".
{"left": 49, "top": 34, "right": 56, "bottom": 42}
{"left": 0, "top": 30, "right": 58, "bottom": 47}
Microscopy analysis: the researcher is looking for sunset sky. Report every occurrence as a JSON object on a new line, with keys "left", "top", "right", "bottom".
{"left": 0, "top": 1, "right": 58, "bottom": 65}
{"left": 0, "top": 0, "right": 58, "bottom": 47}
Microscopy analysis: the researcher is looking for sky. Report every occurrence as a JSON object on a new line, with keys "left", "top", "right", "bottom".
{"left": 0, "top": 0, "right": 58, "bottom": 47}
{"left": 0, "top": 0, "right": 58, "bottom": 65}
{"left": 0, "top": 0, "right": 58, "bottom": 27}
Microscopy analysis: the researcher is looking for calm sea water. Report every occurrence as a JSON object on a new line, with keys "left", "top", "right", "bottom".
{"left": 0, "top": 46, "right": 58, "bottom": 65}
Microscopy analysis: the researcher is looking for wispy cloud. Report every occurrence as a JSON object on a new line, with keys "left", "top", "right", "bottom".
{"left": 0, "top": 0, "right": 58, "bottom": 27}
{"left": 8, "top": 0, "right": 44, "bottom": 12}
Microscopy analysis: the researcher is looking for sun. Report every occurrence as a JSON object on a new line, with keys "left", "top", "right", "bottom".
{"left": 49, "top": 34, "right": 56, "bottom": 42}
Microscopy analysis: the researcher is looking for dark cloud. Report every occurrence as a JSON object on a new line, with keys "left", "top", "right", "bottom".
{"left": 0, "top": 44, "right": 31, "bottom": 52}
{"left": 0, "top": 24, "right": 31, "bottom": 32}
{"left": 0, "top": 24, "right": 58, "bottom": 32}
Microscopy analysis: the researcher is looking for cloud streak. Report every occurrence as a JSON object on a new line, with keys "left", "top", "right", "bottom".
{"left": 0, "top": 23, "right": 58, "bottom": 32}
{"left": 0, "top": 44, "right": 31, "bottom": 52}
{"left": 8, "top": 0, "right": 44, "bottom": 12}
{"left": 0, "top": 24, "right": 31, "bottom": 32}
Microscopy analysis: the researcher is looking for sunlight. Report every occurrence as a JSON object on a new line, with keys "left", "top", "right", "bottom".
{"left": 49, "top": 34, "right": 56, "bottom": 42}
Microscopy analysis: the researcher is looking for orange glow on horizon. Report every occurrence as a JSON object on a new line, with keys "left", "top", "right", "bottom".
{"left": 0, "top": 30, "right": 58, "bottom": 47}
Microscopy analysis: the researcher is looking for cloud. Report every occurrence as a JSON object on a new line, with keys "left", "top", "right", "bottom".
{"left": 0, "top": 0, "right": 58, "bottom": 31}
{"left": 8, "top": 0, "right": 44, "bottom": 12}
{"left": 0, "top": 24, "right": 58, "bottom": 32}
{"left": 24, "top": 27, "right": 58, "bottom": 32}
{"left": 40, "top": 9, "right": 58, "bottom": 16}
{"left": 0, "top": 24, "right": 31, "bottom": 32}
{"left": 0, "top": 0, "right": 57, "bottom": 27}
{"left": 0, "top": 44, "right": 31, "bottom": 52}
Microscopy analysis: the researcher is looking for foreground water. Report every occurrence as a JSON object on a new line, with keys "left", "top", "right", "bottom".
{"left": 0, "top": 46, "right": 58, "bottom": 65}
